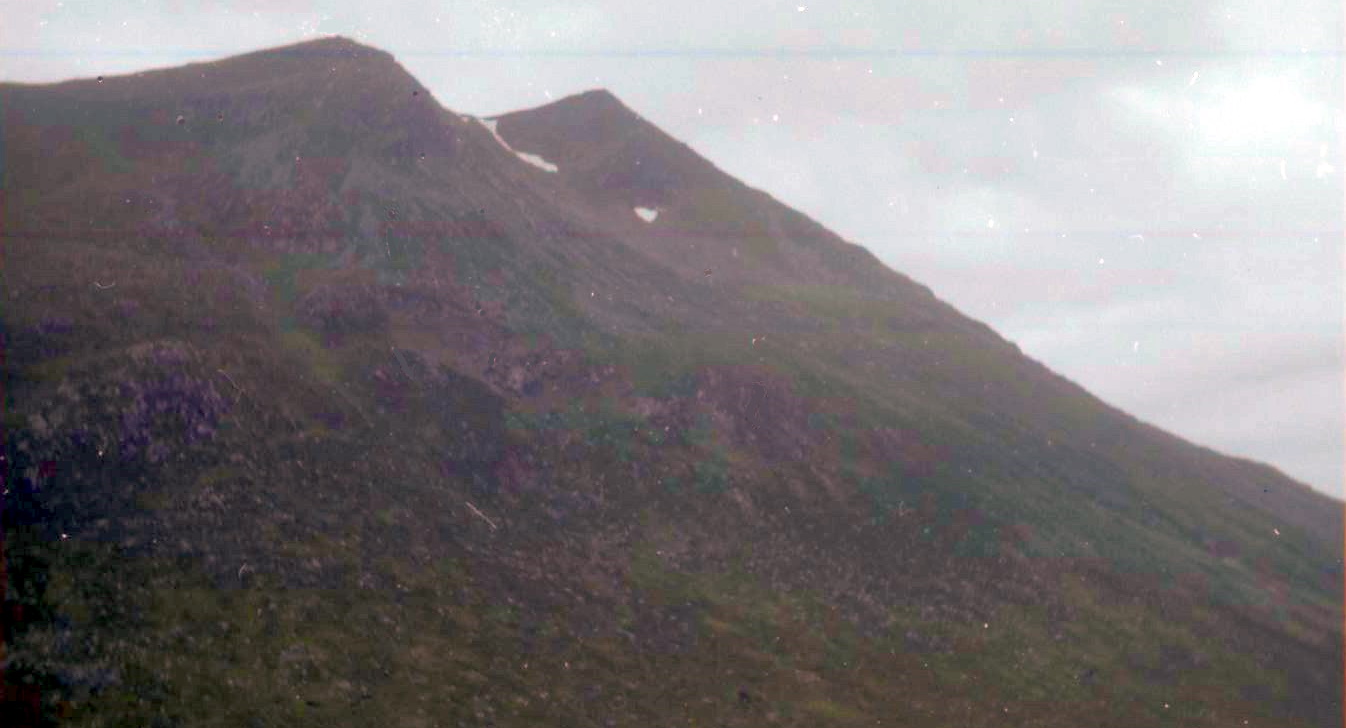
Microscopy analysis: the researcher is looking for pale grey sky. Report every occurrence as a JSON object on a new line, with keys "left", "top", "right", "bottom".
{"left": 3, "top": 0, "right": 1342, "bottom": 496}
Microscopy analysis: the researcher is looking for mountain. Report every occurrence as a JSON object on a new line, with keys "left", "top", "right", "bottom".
{"left": 1, "top": 36, "right": 1341, "bottom": 727}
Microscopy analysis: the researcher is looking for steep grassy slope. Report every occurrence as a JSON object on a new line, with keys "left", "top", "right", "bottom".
{"left": 1, "top": 37, "right": 1340, "bottom": 727}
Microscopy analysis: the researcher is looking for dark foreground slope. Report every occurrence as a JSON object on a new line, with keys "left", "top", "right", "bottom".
{"left": 1, "top": 37, "right": 1341, "bottom": 727}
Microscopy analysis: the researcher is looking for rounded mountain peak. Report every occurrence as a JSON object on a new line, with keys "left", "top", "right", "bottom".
{"left": 498, "top": 88, "right": 645, "bottom": 139}
{"left": 489, "top": 88, "right": 730, "bottom": 206}
{"left": 254, "top": 35, "right": 395, "bottom": 61}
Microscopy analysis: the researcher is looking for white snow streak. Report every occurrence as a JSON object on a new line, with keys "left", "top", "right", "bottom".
{"left": 476, "top": 117, "right": 559, "bottom": 173}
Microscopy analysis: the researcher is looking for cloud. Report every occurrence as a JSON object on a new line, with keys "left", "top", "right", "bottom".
{"left": 1211, "top": 0, "right": 1344, "bottom": 50}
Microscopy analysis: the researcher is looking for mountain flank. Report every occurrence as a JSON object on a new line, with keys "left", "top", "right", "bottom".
{"left": 1, "top": 37, "right": 1341, "bottom": 727}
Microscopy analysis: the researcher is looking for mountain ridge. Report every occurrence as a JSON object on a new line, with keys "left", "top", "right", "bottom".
{"left": 493, "top": 79, "right": 1343, "bottom": 540}
{"left": 1, "top": 38, "right": 1340, "bottom": 727}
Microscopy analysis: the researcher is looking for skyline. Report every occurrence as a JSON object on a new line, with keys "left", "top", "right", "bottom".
{"left": 3, "top": 0, "right": 1341, "bottom": 495}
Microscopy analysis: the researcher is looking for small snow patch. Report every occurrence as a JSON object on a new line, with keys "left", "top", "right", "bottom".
{"left": 634, "top": 207, "right": 659, "bottom": 223}
{"left": 476, "top": 117, "right": 559, "bottom": 173}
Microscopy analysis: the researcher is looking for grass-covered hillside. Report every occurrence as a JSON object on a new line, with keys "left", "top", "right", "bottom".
{"left": 1, "top": 37, "right": 1340, "bottom": 727}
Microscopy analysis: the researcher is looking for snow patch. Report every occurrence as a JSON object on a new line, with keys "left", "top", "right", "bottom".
{"left": 634, "top": 207, "right": 659, "bottom": 223}
{"left": 476, "top": 117, "right": 559, "bottom": 173}
{"left": 515, "top": 151, "right": 558, "bottom": 173}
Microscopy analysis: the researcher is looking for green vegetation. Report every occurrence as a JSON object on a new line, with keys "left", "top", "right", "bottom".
{"left": 1, "top": 39, "right": 1338, "bottom": 728}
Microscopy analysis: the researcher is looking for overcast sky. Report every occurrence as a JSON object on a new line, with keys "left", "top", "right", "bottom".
{"left": 4, "top": 0, "right": 1342, "bottom": 497}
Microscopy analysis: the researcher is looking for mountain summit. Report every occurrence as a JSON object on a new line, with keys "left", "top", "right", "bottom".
{"left": 1, "top": 40, "right": 1340, "bottom": 727}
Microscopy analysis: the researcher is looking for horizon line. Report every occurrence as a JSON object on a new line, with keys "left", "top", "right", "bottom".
{"left": 1, "top": 45, "right": 1342, "bottom": 62}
